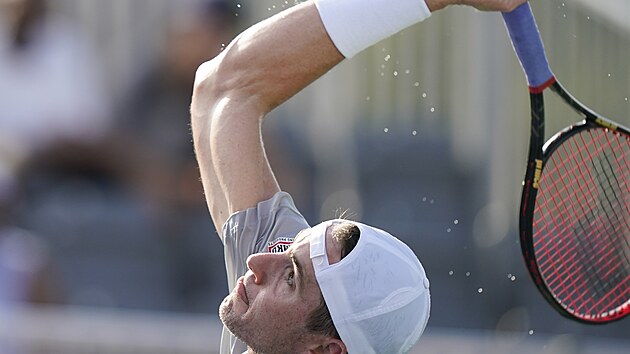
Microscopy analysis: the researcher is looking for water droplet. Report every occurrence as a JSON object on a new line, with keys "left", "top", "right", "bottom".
{"left": 448, "top": 270, "right": 454, "bottom": 276}
{"left": 430, "top": 199, "right": 435, "bottom": 204}
{"left": 528, "top": 329, "right": 535, "bottom": 335}
{"left": 422, "top": 92, "right": 427, "bottom": 98}
{"left": 366, "top": 96, "right": 371, "bottom": 101}
{"left": 511, "top": 276, "right": 516, "bottom": 281}
{"left": 384, "top": 54, "right": 391, "bottom": 61}
{"left": 405, "top": 69, "right": 411, "bottom": 74}
{"left": 414, "top": 82, "right": 420, "bottom": 87}
{"left": 477, "top": 288, "right": 484, "bottom": 294}
{"left": 412, "top": 130, "right": 418, "bottom": 136}
{"left": 430, "top": 107, "right": 436, "bottom": 113}
{"left": 383, "top": 128, "right": 389, "bottom": 133}
{"left": 454, "top": 219, "right": 459, "bottom": 225}
{"left": 465, "top": 272, "right": 471, "bottom": 277}
{"left": 393, "top": 71, "right": 399, "bottom": 77}
{"left": 447, "top": 228, "right": 452, "bottom": 233}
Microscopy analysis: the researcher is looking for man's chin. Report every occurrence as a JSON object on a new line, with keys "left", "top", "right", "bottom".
{"left": 219, "top": 297, "right": 251, "bottom": 346}
{"left": 219, "top": 294, "right": 235, "bottom": 324}
{"left": 219, "top": 293, "right": 247, "bottom": 331}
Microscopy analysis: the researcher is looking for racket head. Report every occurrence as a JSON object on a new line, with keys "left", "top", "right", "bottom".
{"left": 520, "top": 88, "right": 630, "bottom": 324}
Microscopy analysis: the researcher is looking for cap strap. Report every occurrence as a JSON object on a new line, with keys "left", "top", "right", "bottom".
{"left": 310, "top": 221, "right": 331, "bottom": 272}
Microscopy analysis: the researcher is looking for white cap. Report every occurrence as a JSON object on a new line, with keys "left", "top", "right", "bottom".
{"left": 309, "top": 220, "right": 431, "bottom": 353}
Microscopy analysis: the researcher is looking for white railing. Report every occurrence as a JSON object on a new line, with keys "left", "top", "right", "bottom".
{"left": 0, "top": 304, "right": 222, "bottom": 354}
{"left": 1, "top": 304, "right": 629, "bottom": 354}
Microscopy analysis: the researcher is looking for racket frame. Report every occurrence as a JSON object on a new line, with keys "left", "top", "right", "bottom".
{"left": 519, "top": 80, "right": 630, "bottom": 324}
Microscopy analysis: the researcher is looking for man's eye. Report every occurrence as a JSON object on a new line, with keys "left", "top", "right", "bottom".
{"left": 287, "top": 270, "right": 295, "bottom": 287}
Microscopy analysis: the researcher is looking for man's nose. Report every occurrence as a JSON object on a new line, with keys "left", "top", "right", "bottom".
{"left": 246, "top": 253, "right": 281, "bottom": 285}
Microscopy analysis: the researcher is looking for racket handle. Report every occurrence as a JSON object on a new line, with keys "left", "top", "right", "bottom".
{"left": 502, "top": 2, "right": 555, "bottom": 92}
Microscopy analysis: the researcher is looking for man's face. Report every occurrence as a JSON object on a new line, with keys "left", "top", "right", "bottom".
{"left": 219, "top": 226, "right": 342, "bottom": 353}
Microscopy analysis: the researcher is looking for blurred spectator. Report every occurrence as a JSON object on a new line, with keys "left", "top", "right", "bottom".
{"left": 0, "top": 0, "right": 110, "bottom": 316}
{"left": 115, "top": 0, "right": 239, "bottom": 211}
{"left": 98, "top": 0, "right": 242, "bottom": 312}
{"left": 0, "top": 0, "right": 111, "bottom": 205}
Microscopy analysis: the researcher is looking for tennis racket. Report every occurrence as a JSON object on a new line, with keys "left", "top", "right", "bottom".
{"left": 502, "top": 3, "right": 629, "bottom": 324}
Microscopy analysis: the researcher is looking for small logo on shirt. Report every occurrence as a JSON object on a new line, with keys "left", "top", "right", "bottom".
{"left": 267, "top": 237, "right": 294, "bottom": 253}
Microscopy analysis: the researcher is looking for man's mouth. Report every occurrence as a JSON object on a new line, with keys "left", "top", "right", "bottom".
{"left": 237, "top": 277, "right": 249, "bottom": 305}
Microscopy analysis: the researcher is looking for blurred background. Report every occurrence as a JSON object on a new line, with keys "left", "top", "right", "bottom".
{"left": 0, "top": 0, "right": 628, "bottom": 353}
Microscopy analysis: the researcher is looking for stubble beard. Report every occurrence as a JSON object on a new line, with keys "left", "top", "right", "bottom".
{"left": 218, "top": 294, "right": 303, "bottom": 354}
{"left": 219, "top": 293, "right": 240, "bottom": 334}
{"left": 219, "top": 294, "right": 259, "bottom": 350}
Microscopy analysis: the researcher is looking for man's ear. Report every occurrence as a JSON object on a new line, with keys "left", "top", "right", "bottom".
{"left": 323, "top": 340, "right": 345, "bottom": 354}
{"left": 307, "top": 338, "right": 346, "bottom": 354}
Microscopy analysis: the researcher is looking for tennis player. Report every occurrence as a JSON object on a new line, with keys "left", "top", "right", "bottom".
{"left": 190, "top": 0, "right": 526, "bottom": 353}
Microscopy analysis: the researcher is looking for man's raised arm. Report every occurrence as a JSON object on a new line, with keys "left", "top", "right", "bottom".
{"left": 190, "top": 2, "right": 342, "bottom": 231}
{"left": 190, "top": 0, "right": 526, "bottom": 232}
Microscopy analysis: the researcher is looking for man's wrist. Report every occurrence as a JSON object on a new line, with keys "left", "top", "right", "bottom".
{"left": 314, "top": 0, "right": 432, "bottom": 58}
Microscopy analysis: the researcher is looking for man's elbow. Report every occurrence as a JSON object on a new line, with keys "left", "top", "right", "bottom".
{"left": 191, "top": 49, "right": 262, "bottom": 117}
{"left": 191, "top": 58, "right": 221, "bottom": 119}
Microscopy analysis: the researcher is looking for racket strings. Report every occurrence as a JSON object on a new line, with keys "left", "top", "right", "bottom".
{"left": 532, "top": 127, "right": 629, "bottom": 319}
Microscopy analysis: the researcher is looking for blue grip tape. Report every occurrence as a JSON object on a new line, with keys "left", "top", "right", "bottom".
{"left": 502, "top": 2, "right": 554, "bottom": 91}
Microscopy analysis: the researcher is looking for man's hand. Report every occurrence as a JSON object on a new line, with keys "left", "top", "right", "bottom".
{"left": 426, "top": 0, "right": 527, "bottom": 12}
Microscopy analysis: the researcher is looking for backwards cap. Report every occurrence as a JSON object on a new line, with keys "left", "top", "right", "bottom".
{"left": 309, "top": 220, "right": 430, "bottom": 353}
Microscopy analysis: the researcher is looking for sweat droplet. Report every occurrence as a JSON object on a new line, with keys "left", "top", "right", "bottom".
{"left": 477, "top": 288, "right": 483, "bottom": 293}
{"left": 529, "top": 329, "right": 535, "bottom": 335}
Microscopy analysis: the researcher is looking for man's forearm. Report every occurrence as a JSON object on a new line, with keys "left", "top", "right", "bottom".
{"left": 191, "top": 0, "right": 524, "bottom": 116}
